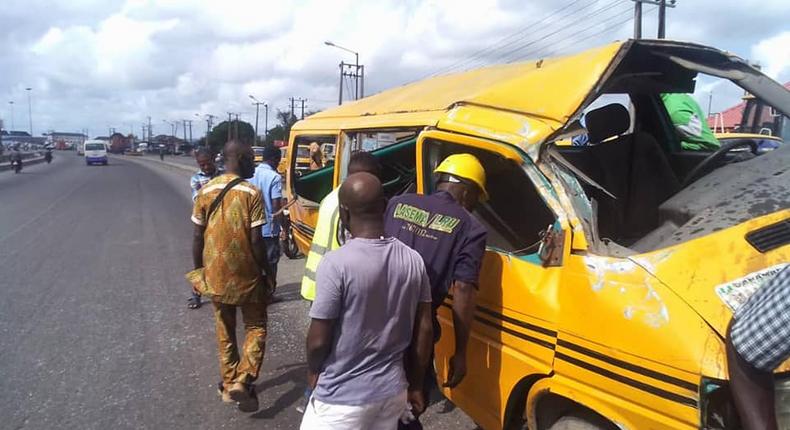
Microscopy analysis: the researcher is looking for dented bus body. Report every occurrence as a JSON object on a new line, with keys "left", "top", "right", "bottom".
{"left": 285, "top": 39, "right": 790, "bottom": 429}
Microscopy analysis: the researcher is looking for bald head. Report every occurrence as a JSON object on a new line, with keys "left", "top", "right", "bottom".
{"left": 223, "top": 139, "right": 255, "bottom": 178}
{"left": 338, "top": 172, "right": 386, "bottom": 238}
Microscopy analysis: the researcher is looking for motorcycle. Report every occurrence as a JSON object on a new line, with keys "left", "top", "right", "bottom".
{"left": 11, "top": 159, "right": 22, "bottom": 174}
{"left": 45, "top": 151, "right": 53, "bottom": 164}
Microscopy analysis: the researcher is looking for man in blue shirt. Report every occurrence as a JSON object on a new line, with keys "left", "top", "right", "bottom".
{"left": 187, "top": 148, "right": 222, "bottom": 309}
{"left": 250, "top": 145, "right": 284, "bottom": 282}
{"left": 190, "top": 148, "right": 222, "bottom": 202}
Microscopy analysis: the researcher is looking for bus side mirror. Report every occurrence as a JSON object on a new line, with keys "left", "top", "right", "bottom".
{"left": 539, "top": 225, "right": 565, "bottom": 267}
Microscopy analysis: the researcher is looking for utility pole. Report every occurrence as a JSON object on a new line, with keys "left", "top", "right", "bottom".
{"left": 707, "top": 92, "right": 713, "bottom": 118}
{"left": 25, "top": 87, "right": 33, "bottom": 136}
{"left": 147, "top": 116, "right": 152, "bottom": 143}
{"left": 657, "top": 0, "right": 667, "bottom": 38}
{"left": 204, "top": 114, "right": 216, "bottom": 149}
{"left": 631, "top": 0, "right": 676, "bottom": 39}
{"left": 290, "top": 97, "right": 296, "bottom": 118}
{"left": 226, "top": 112, "right": 233, "bottom": 141}
{"left": 182, "top": 120, "right": 188, "bottom": 143}
{"left": 296, "top": 97, "right": 307, "bottom": 120}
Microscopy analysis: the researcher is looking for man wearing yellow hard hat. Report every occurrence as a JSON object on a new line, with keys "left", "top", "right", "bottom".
{"left": 383, "top": 153, "right": 488, "bottom": 420}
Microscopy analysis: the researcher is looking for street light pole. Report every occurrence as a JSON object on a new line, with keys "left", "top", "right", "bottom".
{"left": 325, "top": 41, "right": 363, "bottom": 102}
{"left": 8, "top": 101, "right": 14, "bottom": 130}
{"left": 249, "top": 95, "right": 266, "bottom": 144}
{"left": 264, "top": 103, "right": 269, "bottom": 141}
{"left": 25, "top": 87, "right": 32, "bottom": 135}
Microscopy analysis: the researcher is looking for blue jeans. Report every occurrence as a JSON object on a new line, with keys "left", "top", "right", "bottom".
{"left": 263, "top": 237, "right": 280, "bottom": 282}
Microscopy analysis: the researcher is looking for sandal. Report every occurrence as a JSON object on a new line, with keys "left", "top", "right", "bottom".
{"left": 187, "top": 295, "right": 202, "bottom": 309}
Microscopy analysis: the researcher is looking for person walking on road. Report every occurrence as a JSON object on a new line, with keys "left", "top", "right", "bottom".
{"left": 726, "top": 265, "right": 790, "bottom": 430}
{"left": 187, "top": 148, "right": 223, "bottom": 309}
{"left": 159, "top": 145, "right": 165, "bottom": 161}
{"left": 190, "top": 140, "right": 275, "bottom": 412}
{"left": 249, "top": 145, "right": 284, "bottom": 283}
{"left": 301, "top": 172, "right": 433, "bottom": 430}
{"left": 384, "top": 153, "right": 488, "bottom": 398}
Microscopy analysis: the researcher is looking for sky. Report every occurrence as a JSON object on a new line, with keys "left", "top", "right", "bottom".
{"left": 0, "top": 0, "right": 788, "bottom": 138}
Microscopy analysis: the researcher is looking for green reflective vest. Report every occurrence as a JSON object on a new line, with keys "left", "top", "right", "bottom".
{"left": 300, "top": 189, "right": 341, "bottom": 301}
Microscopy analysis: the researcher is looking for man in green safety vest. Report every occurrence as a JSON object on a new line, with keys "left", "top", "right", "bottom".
{"left": 300, "top": 151, "right": 382, "bottom": 301}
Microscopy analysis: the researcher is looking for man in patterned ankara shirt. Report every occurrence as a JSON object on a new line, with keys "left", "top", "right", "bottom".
{"left": 191, "top": 140, "right": 275, "bottom": 413}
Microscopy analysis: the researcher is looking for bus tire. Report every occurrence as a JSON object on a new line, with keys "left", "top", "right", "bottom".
{"left": 547, "top": 416, "right": 607, "bottom": 430}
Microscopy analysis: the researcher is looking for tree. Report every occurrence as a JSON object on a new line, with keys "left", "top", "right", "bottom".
{"left": 207, "top": 120, "right": 255, "bottom": 153}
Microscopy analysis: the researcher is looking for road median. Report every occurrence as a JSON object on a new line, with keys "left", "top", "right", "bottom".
{"left": 0, "top": 156, "right": 46, "bottom": 172}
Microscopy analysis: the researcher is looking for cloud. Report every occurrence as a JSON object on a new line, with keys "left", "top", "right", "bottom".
{"left": 751, "top": 31, "right": 790, "bottom": 80}
{"left": 0, "top": 0, "right": 787, "bottom": 136}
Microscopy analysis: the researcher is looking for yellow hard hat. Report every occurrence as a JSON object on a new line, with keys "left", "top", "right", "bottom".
{"left": 434, "top": 153, "right": 488, "bottom": 201}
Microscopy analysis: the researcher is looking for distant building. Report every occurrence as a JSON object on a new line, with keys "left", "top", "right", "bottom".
{"left": 108, "top": 132, "right": 132, "bottom": 153}
{"left": 708, "top": 81, "right": 790, "bottom": 133}
{"left": 151, "top": 134, "right": 185, "bottom": 154}
{"left": 46, "top": 131, "right": 87, "bottom": 150}
{"left": 1, "top": 130, "right": 47, "bottom": 147}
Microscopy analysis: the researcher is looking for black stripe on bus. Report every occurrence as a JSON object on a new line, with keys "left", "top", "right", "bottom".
{"left": 445, "top": 295, "right": 557, "bottom": 338}
{"left": 556, "top": 352, "right": 698, "bottom": 408}
{"left": 557, "top": 339, "right": 698, "bottom": 392}
{"left": 442, "top": 299, "right": 697, "bottom": 399}
{"left": 439, "top": 303, "right": 555, "bottom": 350}
{"left": 293, "top": 222, "right": 315, "bottom": 238}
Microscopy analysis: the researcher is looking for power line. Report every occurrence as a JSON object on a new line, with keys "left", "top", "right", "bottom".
{"left": 510, "top": 2, "right": 638, "bottom": 63}
{"left": 429, "top": 0, "right": 592, "bottom": 77}
{"left": 538, "top": 5, "right": 657, "bottom": 60}
{"left": 499, "top": 0, "right": 630, "bottom": 64}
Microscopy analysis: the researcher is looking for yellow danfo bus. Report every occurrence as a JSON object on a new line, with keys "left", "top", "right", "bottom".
{"left": 285, "top": 39, "right": 790, "bottom": 429}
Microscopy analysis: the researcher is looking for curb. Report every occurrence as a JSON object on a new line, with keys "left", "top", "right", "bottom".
{"left": 110, "top": 154, "right": 195, "bottom": 175}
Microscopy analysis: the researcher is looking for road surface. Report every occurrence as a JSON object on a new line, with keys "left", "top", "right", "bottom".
{"left": 0, "top": 152, "right": 477, "bottom": 429}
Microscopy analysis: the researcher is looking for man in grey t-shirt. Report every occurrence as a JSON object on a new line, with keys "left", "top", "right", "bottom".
{"left": 301, "top": 173, "right": 433, "bottom": 430}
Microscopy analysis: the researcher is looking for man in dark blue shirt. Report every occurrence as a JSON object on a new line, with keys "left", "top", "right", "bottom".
{"left": 384, "top": 153, "right": 488, "bottom": 397}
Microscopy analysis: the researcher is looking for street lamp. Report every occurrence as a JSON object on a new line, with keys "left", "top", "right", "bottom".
{"left": 7, "top": 101, "right": 14, "bottom": 130}
{"left": 325, "top": 41, "right": 363, "bottom": 102}
{"left": 249, "top": 95, "right": 269, "bottom": 143}
{"left": 25, "top": 87, "right": 32, "bottom": 135}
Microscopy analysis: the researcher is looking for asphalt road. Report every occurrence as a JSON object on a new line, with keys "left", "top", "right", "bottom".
{"left": 0, "top": 152, "right": 477, "bottom": 429}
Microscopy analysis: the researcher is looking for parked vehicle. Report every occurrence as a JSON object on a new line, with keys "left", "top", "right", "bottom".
{"left": 252, "top": 146, "right": 265, "bottom": 165}
{"left": 285, "top": 39, "right": 790, "bottom": 430}
{"left": 84, "top": 140, "right": 108, "bottom": 165}
{"left": 715, "top": 132, "right": 783, "bottom": 153}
